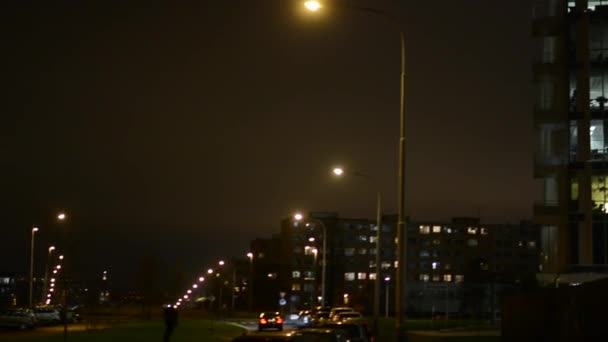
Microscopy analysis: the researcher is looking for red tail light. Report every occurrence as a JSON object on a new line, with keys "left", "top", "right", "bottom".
{"left": 276, "top": 317, "right": 284, "bottom": 324}
{"left": 260, "top": 318, "right": 268, "bottom": 324}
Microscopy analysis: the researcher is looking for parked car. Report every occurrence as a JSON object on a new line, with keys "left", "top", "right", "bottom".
{"left": 258, "top": 311, "right": 283, "bottom": 331}
{"left": 310, "top": 311, "right": 330, "bottom": 327}
{"left": 294, "top": 310, "right": 313, "bottom": 328}
{"left": 33, "top": 307, "right": 61, "bottom": 325}
{"left": 0, "top": 308, "right": 36, "bottom": 330}
{"left": 333, "top": 311, "right": 364, "bottom": 323}
{"left": 319, "top": 322, "right": 374, "bottom": 342}
{"left": 328, "top": 307, "right": 354, "bottom": 320}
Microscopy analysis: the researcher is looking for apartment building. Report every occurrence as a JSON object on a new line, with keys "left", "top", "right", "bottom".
{"left": 533, "top": 0, "right": 608, "bottom": 284}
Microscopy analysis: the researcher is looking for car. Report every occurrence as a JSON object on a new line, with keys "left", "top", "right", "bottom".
{"left": 319, "top": 322, "right": 374, "bottom": 342}
{"left": 328, "top": 307, "right": 354, "bottom": 320}
{"left": 0, "top": 308, "right": 37, "bottom": 330}
{"left": 258, "top": 311, "right": 283, "bottom": 331}
{"left": 310, "top": 311, "right": 330, "bottom": 327}
{"left": 294, "top": 310, "right": 313, "bottom": 328}
{"left": 333, "top": 311, "right": 364, "bottom": 323}
{"left": 33, "top": 307, "right": 61, "bottom": 325}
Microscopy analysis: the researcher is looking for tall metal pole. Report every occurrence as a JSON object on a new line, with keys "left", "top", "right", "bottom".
{"left": 29, "top": 227, "right": 39, "bottom": 308}
{"left": 374, "top": 192, "right": 382, "bottom": 322}
{"left": 248, "top": 255, "right": 253, "bottom": 312}
{"left": 321, "top": 221, "right": 327, "bottom": 307}
{"left": 385, "top": 278, "right": 390, "bottom": 318}
{"left": 396, "top": 29, "right": 408, "bottom": 340}
{"left": 231, "top": 266, "right": 236, "bottom": 311}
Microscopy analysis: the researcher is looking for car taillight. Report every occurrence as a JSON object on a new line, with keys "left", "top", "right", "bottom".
{"left": 276, "top": 317, "right": 283, "bottom": 324}
{"left": 260, "top": 318, "right": 268, "bottom": 324}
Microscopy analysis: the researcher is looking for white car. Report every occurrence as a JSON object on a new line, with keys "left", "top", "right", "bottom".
{"left": 33, "top": 307, "right": 61, "bottom": 325}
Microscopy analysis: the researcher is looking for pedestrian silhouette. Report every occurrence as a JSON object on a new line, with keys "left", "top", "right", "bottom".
{"left": 163, "top": 304, "right": 178, "bottom": 342}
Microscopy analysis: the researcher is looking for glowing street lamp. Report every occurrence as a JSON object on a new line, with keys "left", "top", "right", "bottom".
{"left": 207, "top": 269, "right": 213, "bottom": 274}
{"left": 57, "top": 213, "right": 66, "bottom": 221}
{"left": 294, "top": 213, "right": 327, "bottom": 306}
{"left": 304, "top": 1, "right": 321, "bottom": 11}
{"left": 218, "top": 260, "right": 225, "bottom": 266}
{"left": 199, "top": 277, "right": 205, "bottom": 282}
{"left": 332, "top": 166, "right": 383, "bottom": 320}
{"left": 303, "top": 1, "right": 408, "bottom": 335}
{"left": 29, "top": 227, "right": 39, "bottom": 308}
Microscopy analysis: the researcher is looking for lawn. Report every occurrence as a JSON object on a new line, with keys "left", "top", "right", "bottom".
{"left": 3, "top": 319, "right": 246, "bottom": 342}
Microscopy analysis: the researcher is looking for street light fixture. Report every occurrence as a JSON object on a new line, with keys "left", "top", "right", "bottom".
{"left": 332, "top": 166, "right": 383, "bottom": 320}
{"left": 247, "top": 252, "right": 254, "bottom": 312}
{"left": 304, "top": 2, "right": 407, "bottom": 336}
{"left": 294, "top": 213, "right": 327, "bottom": 307}
{"left": 384, "top": 277, "right": 391, "bottom": 318}
{"left": 42, "top": 245, "right": 55, "bottom": 303}
{"left": 29, "top": 227, "right": 39, "bottom": 308}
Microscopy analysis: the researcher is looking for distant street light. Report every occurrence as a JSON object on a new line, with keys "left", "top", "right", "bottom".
{"left": 29, "top": 227, "right": 39, "bottom": 308}
{"left": 384, "top": 277, "right": 391, "bottom": 318}
{"left": 332, "top": 167, "right": 383, "bottom": 321}
{"left": 57, "top": 213, "right": 66, "bottom": 221}
{"left": 207, "top": 268, "right": 214, "bottom": 274}
{"left": 304, "top": 2, "right": 408, "bottom": 336}
{"left": 247, "top": 252, "right": 254, "bottom": 312}
{"left": 42, "top": 246, "right": 55, "bottom": 303}
{"left": 294, "top": 213, "right": 327, "bottom": 306}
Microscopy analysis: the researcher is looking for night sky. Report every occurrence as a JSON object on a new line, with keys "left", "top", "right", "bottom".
{"left": 2, "top": 0, "right": 537, "bottom": 289}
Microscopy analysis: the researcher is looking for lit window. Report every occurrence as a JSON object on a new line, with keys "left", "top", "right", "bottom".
{"left": 432, "top": 262, "right": 440, "bottom": 270}
{"left": 370, "top": 236, "right": 377, "bottom": 243}
{"left": 480, "top": 228, "right": 488, "bottom": 235}
{"left": 292, "top": 283, "right": 301, "bottom": 291}
{"left": 369, "top": 273, "right": 377, "bottom": 280}
{"left": 344, "top": 248, "right": 355, "bottom": 256}
{"left": 268, "top": 273, "right": 277, "bottom": 279}
{"left": 292, "top": 271, "right": 301, "bottom": 279}
{"left": 359, "top": 235, "right": 368, "bottom": 242}
{"left": 419, "top": 274, "right": 430, "bottom": 282}
{"left": 455, "top": 275, "right": 464, "bottom": 283}
{"left": 432, "top": 275, "right": 441, "bottom": 282}
{"left": 381, "top": 262, "right": 391, "bottom": 269}
{"left": 394, "top": 261, "right": 398, "bottom": 268}
{"left": 369, "top": 261, "right": 376, "bottom": 268}
{"left": 344, "top": 273, "right": 355, "bottom": 281}
{"left": 445, "top": 227, "right": 452, "bottom": 234}
{"left": 419, "top": 225, "right": 430, "bottom": 234}
{"left": 467, "top": 239, "right": 478, "bottom": 247}
{"left": 432, "top": 225, "right": 442, "bottom": 233}
{"left": 518, "top": 241, "right": 524, "bottom": 247}
{"left": 357, "top": 273, "right": 367, "bottom": 280}
{"left": 359, "top": 248, "right": 367, "bottom": 255}
{"left": 467, "top": 227, "right": 478, "bottom": 234}
{"left": 371, "top": 224, "right": 378, "bottom": 231}
{"left": 443, "top": 274, "right": 452, "bottom": 282}
{"left": 528, "top": 241, "right": 537, "bottom": 248}
{"left": 304, "top": 271, "right": 314, "bottom": 280}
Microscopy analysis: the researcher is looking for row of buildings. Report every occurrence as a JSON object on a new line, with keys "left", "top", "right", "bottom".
{"left": 235, "top": 213, "right": 541, "bottom": 316}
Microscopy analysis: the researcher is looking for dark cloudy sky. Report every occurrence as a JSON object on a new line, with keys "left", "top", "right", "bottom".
{"left": 2, "top": 0, "right": 537, "bottom": 289}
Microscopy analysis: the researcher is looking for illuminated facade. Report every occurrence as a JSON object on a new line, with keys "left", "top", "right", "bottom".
{"left": 533, "top": 0, "right": 608, "bottom": 283}
{"left": 278, "top": 214, "right": 539, "bottom": 315}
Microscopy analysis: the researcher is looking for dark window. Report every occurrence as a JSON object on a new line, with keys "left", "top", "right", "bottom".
{"left": 593, "top": 221, "right": 607, "bottom": 264}
{"left": 570, "top": 222, "right": 579, "bottom": 264}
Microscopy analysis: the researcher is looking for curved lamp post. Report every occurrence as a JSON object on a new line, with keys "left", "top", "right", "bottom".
{"left": 332, "top": 167, "right": 383, "bottom": 321}
{"left": 29, "top": 227, "right": 39, "bottom": 308}
{"left": 294, "top": 213, "right": 327, "bottom": 307}
{"left": 304, "top": 1, "right": 407, "bottom": 335}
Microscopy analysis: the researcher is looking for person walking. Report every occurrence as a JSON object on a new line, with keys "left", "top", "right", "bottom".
{"left": 163, "top": 304, "right": 178, "bottom": 342}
